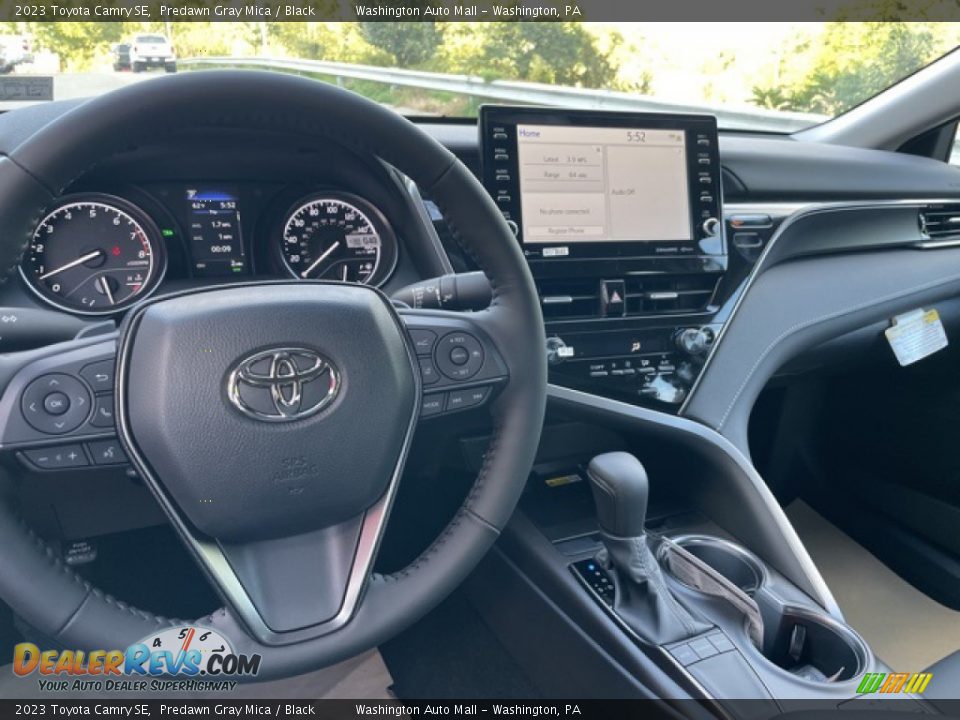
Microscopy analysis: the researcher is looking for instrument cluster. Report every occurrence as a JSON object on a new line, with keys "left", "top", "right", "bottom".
{"left": 20, "top": 184, "right": 400, "bottom": 315}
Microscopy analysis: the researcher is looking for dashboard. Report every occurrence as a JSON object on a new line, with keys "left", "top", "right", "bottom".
{"left": 2, "top": 97, "right": 960, "bottom": 425}
{"left": 3, "top": 92, "right": 960, "bottom": 547}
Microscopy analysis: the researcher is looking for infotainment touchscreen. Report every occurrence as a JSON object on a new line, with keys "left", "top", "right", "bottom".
{"left": 480, "top": 106, "right": 723, "bottom": 260}
{"left": 515, "top": 124, "right": 691, "bottom": 244}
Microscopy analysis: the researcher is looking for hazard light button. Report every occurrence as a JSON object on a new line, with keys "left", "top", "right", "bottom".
{"left": 600, "top": 280, "right": 626, "bottom": 318}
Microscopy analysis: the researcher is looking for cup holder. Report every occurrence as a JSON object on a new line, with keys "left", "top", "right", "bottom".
{"left": 662, "top": 534, "right": 765, "bottom": 596}
{"left": 659, "top": 534, "right": 869, "bottom": 685}
{"left": 761, "top": 607, "right": 869, "bottom": 683}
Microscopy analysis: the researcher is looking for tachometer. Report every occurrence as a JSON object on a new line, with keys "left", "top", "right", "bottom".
{"left": 22, "top": 195, "right": 165, "bottom": 315}
{"left": 278, "top": 193, "right": 396, "bottom": 285}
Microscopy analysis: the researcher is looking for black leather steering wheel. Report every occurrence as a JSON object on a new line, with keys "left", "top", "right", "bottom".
{"left": 0, "top": 71, "right": 546, "bottom": 679}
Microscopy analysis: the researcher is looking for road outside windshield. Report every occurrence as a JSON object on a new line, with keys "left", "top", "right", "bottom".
{"left": 0, "top": 21, "right": 957, "bottom": 131}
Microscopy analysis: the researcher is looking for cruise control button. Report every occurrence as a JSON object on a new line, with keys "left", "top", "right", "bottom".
{"left": 43, "top": 392, "right": 70, "bottom": 416}
{"left": 420, "top": 394, "right": 445, "bottom": 417}
{"left": 79, "top": 359, "right": 115, "bottom": 393}
{"left": 21, "top": 444, "right": 88, "bottom": 470}
{"left": 446, "top": 386, "right": 490, "bottom": 411}
{"left": 86, "top": 439, "right": 127, "bottom": 466}
{"left": 89, "top": 394, "right": 115, "bottom": 428}
{"left": 408, "top": 329, "right": 437, "bottom": 356}
{"left": 435, "top": 332, "right": 484, "bottom": 381}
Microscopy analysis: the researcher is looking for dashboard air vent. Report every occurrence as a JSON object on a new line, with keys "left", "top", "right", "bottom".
{"left": 919, "top": 205, "right": 960, "bottom": 241}
{"left": 624, "top": 274, "right": 720, "bottom": 315}
{"left": 538, "top": 274, "right": 719, "bottom": 321}
{"left": 538, "top": 277, "right": 603, "bottom": 321}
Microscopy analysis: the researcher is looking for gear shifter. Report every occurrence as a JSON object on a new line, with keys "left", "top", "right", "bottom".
{"left": 586, "top": 452, "right": 710, "bottom": 645}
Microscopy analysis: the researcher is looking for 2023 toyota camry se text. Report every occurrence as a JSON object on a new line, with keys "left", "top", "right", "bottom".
{"left": 0, "top": 20, "right": 959, "bottom": 719}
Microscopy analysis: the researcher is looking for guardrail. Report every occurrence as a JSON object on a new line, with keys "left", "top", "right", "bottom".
{"left": 180, "top": 56, "right": 826, "bottom": 132}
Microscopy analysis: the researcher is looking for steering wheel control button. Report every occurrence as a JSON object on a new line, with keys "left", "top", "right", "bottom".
{"left": 420, "top": 394, "right": 445, "bottom": 417}
{"left": 419, "top": 359, "right": 440, "bottom": 386}
{"left": 435, "top": 332, "right": 484, "bottom": 380}
{"left": 43, "top": 392, "right": 70, "bottom": 416}
{"left": 79, "top": 359, "right": 115, "bottom": 392}
{"left": 20, "top": 444, "right": 88, "bottom": 470}
{"left": 89, "top": 394, "right": 116, "bottom": 428}
{"left": 21, "top": 374, "right": 91, "bottom": 435}
{"left": 408, "top": 328, "right": 438, "bottom": 356}
{"left": 446, "top": 386, "right": 490, "bottom": 412}
{"left": 86, "top": 439, "right": 127, "bottom": 466}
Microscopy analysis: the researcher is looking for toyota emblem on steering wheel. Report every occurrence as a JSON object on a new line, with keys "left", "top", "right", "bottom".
{"left": 227, "top": 347, "right": 340, "bottom": 422}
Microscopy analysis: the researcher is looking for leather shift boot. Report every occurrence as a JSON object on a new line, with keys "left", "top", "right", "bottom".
{"left": 597, "top": 531, "right": 711, "bottom": 645}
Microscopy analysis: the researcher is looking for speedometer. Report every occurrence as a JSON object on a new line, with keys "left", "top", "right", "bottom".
{"left": 278, "top": 193, "right": 396, "bottom": 286}
{"left": 21, "top": 194, "right": 165, "bottom": 315}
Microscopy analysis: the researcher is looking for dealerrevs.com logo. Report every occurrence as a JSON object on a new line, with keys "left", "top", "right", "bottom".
{"left": 12, "top": 626, "right": 262, "bottom": 693}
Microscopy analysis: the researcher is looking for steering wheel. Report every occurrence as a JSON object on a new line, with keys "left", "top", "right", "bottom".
{"left": 0, "top": 72, "right": 546, "bottom": 679}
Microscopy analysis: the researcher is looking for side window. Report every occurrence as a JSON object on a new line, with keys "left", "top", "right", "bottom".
{"left": 950, "top": 127, "right": 960, "bottom": 166}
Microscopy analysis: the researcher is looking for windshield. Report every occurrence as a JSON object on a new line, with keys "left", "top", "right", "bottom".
{"left": 1, "top": 21, "right": 957, "bottom": 131}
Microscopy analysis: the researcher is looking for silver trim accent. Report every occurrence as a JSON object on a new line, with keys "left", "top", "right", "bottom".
{"left": 402, "top": 174, "right": 456, "bottom": 276}
{"left": 680, "top": 198, "right": 960, "bottom": 417}
{"left": 115, "top": 281, "right": 421, "bottom": 646}
{"left": 547, "top": 382, "right": 842, "bottom": 619}
{"left": 914, "top": 237, "right": 960, "bottom": 249}
{"left": 227, "top": 347, "right": 340, "bottom": 422}
{"left": 658, "top": 533, "right": 767, "bottom": 595}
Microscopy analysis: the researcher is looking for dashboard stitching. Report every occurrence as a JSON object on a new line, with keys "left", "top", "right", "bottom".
{"left": 715, "top": 264, "right": 960, "bottom": 430}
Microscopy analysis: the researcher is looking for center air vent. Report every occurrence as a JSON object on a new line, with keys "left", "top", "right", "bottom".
{"left": 919, "top": 205, "right": 960, "bottom": 241}
{"left": 539, "top": 274, "right": 719, "bottom": 321}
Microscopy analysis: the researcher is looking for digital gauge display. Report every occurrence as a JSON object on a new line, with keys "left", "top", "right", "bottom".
{"left": 186, "top": 189, "right": 248, "bottom": 277}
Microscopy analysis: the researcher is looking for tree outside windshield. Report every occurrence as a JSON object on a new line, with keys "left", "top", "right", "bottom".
{"left": 0, "top": 21, "right": 957, "bottom": 130}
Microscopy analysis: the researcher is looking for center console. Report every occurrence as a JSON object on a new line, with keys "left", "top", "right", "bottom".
{"left": 480, "top": 106, "right": 733, "bottom": 409}
{"left": 465, "top": 426, "right": 924, "bottom": 709}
